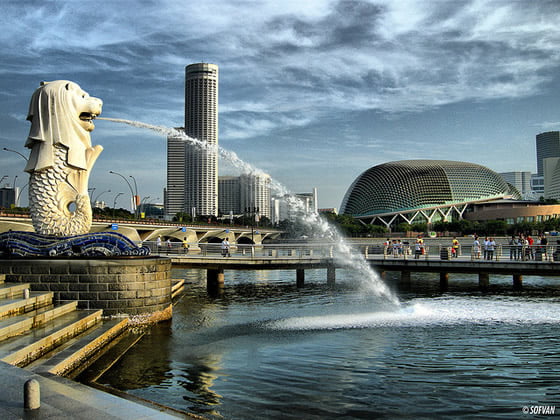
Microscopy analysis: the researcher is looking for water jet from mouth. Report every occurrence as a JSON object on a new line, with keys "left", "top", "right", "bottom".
{"left": 97, "top": 117, "right": 399, "bottom": 305}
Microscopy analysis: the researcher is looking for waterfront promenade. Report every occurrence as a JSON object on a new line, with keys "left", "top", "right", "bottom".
{"left": 169, "top": 242, "right": 560, "bottom": 289}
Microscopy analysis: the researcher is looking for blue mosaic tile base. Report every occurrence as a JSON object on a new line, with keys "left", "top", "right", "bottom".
{"left": 0, "top": 231, "right": 151, "bottom": 257}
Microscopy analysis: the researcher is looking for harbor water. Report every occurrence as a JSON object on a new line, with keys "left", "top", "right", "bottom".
{"left": 97, "top": 268, "right": 560, "bottom": 419}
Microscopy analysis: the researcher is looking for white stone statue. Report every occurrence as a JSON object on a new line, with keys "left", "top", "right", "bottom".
{"left": 24, "top": 80, "right": 103, "bottom": 236}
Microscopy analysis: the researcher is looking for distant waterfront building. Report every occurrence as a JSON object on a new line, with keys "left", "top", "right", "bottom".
{"left": 272, "top": 188, "right": 318, "bottom": 222}
{"left": 218, "top": 176, "right": 241, "bottom": 215}
{"left": 0, "top": 187, "right": 18, "bottom": 208}
{"left": 536, "top": 131, "right": 560, "bottom": 177}
{"left": 531, "top": 174, "right": 545, "bottom": 197}
{"left": 166, "top": 63, "right": 219, "bottom": 217}
{"left": 341, "top": 160, "right": 520, "bottom": 229}
{"left": 240, "top": 173, "right": 271, "bottom": 220}
{"left": 543, "top": 157, "right": 560, "bottom": 200}
{"left": 499, "top": 171, "right": 531, "bottom": 197}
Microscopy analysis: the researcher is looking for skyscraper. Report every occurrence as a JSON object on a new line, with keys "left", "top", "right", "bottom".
{"left": 166, "top": 63, "right": 219, "bottom": 217}
{"left": 536, "top": 131, "right": 560, "bottom": 177}
{"left": 240, "top": 173, "right": 271, "bottom": 219}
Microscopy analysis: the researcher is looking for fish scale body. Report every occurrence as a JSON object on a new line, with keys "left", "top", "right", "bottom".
{"left": 28, "top": 146, "right": 92, "bottom": 236}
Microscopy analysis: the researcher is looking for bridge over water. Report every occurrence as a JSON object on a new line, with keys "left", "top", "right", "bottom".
{"left": 0, "top": 214, "right": 280, "bottom": 245}
{"left": 169, "top": 242, "right": 560, "bottom": 291}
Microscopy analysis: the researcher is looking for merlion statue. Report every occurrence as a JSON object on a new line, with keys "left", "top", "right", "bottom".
{"left": 24, "top": 80, "right": 103, "bottom": 236}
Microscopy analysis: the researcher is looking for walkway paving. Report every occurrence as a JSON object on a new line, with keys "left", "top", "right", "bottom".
{"left": 0, "top": 360, "right": 183, "bottom": 419}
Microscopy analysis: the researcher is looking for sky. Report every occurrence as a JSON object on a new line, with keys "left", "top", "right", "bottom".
{"left": 1, "top": 0, "right": 560, "bottom": 210}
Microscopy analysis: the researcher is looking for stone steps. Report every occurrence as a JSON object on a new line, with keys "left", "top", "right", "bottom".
{"left": 75, "top": 328, "right": 146, "bottom": 383}
{"left": 0, "top": 291, "right": 54, "bottom": 320}
{"left": 28, "top": 317, "right": 129, "bottom": 377}
{"left": 0, "top": 280, "right": 136, "bottom": 379}
{"left": 0, "top": 301, "right": 78, "bottom": 342}
{"left": 0, "top": 282, "right": 31, "bottom": 299}
{"left": 0, "top": 309, "right": 103, "bottom": 367}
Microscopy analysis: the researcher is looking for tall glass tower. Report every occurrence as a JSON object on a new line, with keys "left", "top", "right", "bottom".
{"left": 536, "top": 131, "right": 560, "bottom": 176}
{"left": 166, "top": 63, "right": 218, "bottom": 217}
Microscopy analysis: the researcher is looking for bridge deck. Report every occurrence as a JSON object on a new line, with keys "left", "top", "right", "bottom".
{"left": 170, "top": 254, "right": 560, "bottom": 277}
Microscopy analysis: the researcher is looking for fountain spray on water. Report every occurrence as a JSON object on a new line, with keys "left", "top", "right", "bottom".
{"left": 98, "top": 117, "right": 399, "bottom": 305}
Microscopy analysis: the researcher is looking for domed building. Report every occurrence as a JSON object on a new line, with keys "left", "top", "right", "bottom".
{"left": 340, "top": 160, "right": 521, "bottom": 228}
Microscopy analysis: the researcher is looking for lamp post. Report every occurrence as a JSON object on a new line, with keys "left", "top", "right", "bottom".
{"left": 2, "top": 147, "right": 28, "bottom": 162}
{"left": 15, "top": 183, "right": 28, "bottom": 208}
{"left": 13, "top": 175, "right": 18, "bottom": 189}
{"left": 0, "top": 175, "right": 8, "bottom": 185}
{"left": 93, "top": 190, "right": 111, "bottom": 208}
{"left": 109, "top": 171, "right": 135, "bottom": 216}
{"left": 113, "top": 192, "right": 124, "bottom": 218}
{"left": 129, "top": 175, "right": 139, "bottom": 218}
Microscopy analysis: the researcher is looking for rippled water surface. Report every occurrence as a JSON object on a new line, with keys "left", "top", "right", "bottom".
{"left": 97, "top": 270, "right": 560, "bottom": 419}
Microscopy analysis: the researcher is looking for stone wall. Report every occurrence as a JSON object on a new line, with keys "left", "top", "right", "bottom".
{"left": 0, "top": 257, "right": 172, "bottom": 317}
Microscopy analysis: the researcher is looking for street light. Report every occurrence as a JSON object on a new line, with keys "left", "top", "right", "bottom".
{"left": 109, "top": 171, "right": 135, "bottom": 215}
{"left": 93, "top": 189, "right": 111, "bottom": 206}
{"left": 0, "top": 175, "right": 7, "bottom": 186}
{"left": 113, "top": 192, "right": 124, "bottom": 217}
{"left": 129, "top": 175, "right": 139, "bottom": 218}
{"left": 2, "top": 147, "right": 28, "bottom": 162}
{"left": 15, "top": 182, "right": 28, "bottom": 207}
{"left": 13, "top": 175, "right": 17, "bottom": 189}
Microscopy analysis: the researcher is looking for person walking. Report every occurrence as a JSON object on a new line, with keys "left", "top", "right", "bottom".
{"left": 473, "top": 235, "right": 481, "bottom": 260}
{"left": 451, "top": 236, "right": 460, "bottom": 258}
{"left": 221, "top": 237, "right": 231, "bottom": 257}
{"left": 182, "top": 237, "right": 189, "bottom": 254}
{"left": 486, "top": 237, "right": 496, "bottom": 260}
{"left": 156, "top": 236, "right": 162, "bottom": 255}
{"left": 509, "top": 235, "right": 517, "bottom": 260}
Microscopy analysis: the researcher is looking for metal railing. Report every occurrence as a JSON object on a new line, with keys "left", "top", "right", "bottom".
{"left": 141, "top": 240, "right": 560, "bottom": 263}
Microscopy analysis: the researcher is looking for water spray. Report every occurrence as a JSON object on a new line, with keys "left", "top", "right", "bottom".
{"left": 97, "top": 117, "right": 399, "bottom": 305}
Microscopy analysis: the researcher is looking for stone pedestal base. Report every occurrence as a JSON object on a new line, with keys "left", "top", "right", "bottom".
{"left": 0, "top": 257, "right": 172, "bottom": 317}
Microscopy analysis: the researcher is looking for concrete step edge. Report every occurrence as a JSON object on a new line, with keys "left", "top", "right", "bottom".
{"left": 0, "top": 282, "right": 31, "bottom": 299}
{"left": 0, "top": 301, "right": 78, "bottom": 342}
{"left": 0, "top": 292, "right": 54, "bottom": 320}
{"left": 40, "top": 318, "right": 130, "bottom": 377}
{"left": 0, "top": 309, "right": 103, "bottom": 367}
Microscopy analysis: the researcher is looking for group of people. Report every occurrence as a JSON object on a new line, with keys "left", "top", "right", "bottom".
{"left": 383, "top": 238, "right": 407, "bottom": 257}
{"left": 471, "top": 235, "right": 496, "bottom": 260}
{"left": 508, "top": 233, "right": 549, "bottom": 261}
{"left": 155, "top": 236, "right": 190, "bottom": 254}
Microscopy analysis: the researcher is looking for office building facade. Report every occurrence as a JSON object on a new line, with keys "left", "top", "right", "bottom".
{"left": 218, "top": 176, "right": 241, "bottom": 215}
{"left": 240, "top": 173, "right": 271, "bottom": 220}
{"left": 536, "top": 131, "right": 560, "bottom": 177}
{"left": 166, "top": 63, "right": 219, "bottom": 217}
{"left": 498, "top": 171, "right": 531, "bottom": 197}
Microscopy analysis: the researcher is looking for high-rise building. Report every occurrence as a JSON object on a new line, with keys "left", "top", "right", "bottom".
{"left": 218, "top": 176, "right": 241, "bottom": 215}
{"left": 240, "top": 173, "right": 271, "bottom": 220}
{"left": 166, "top": 63, "right": 219, "bottom": 217}
{"left": 273, "top": 188, "right": 318, "bottom": 222}
{"left": 536, "top": 131, "right": 560, "bottom": 177}
{"left": 0, "top": 187, "right": 18, "bottom": 208}
{"left": 499, "top": 172, "right": 532, "bottom": 197}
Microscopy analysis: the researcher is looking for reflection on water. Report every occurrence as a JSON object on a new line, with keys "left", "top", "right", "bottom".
{"left": 95, "top": 269, "right": 560, "bottom": 418}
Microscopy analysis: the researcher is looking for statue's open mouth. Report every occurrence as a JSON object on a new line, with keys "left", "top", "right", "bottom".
{"left": 79, "top": 112, "right": 98, "bottom": 122}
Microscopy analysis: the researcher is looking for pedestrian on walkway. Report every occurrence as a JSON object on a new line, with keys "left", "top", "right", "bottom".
{"left": 221, "top": 237, "right": 231, "bottom": 257}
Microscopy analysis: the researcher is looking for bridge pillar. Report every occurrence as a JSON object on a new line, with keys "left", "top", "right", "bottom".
{"left": 439, "top": 272, "right": 449, "bottom": 291}
{"left": 327, "top": 265, "right": 335, "bottom": 287}
{"left": 207, "top": 268, "right": 225, "bottom": 289}
{"left": 296, "top": 268, "right": 305, "bottom": 287}
{"left": 478, "top": 272, "right": 489, "bottom": 289}
{"left": 513, "top": 274, "right": 523, "bottom": 289}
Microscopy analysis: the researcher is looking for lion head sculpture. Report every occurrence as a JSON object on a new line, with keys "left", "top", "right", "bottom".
{"left": 24, "top": 80, "right": 103, "bottom": 173}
